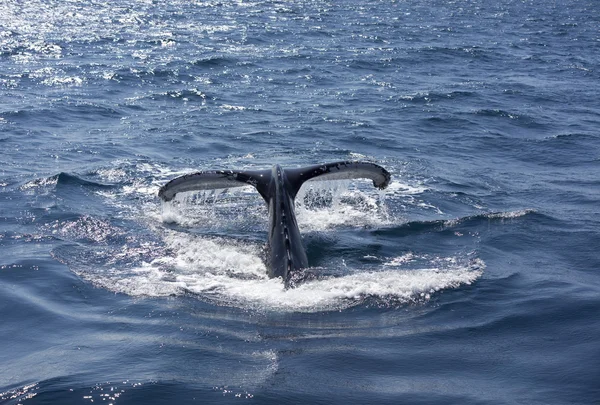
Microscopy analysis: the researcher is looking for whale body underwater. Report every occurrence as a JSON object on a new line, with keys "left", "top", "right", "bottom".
{"left": 158, "top": 161, "right": 391, "bottom": 287}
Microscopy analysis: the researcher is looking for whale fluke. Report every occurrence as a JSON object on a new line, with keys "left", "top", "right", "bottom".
{"left": 158, "top": 169, "right": 271, "bottom": 202}
{"left": 158, "top": 161, "right": 391, "bottom": 287}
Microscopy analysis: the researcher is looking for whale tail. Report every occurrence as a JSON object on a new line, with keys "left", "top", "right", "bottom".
{"left": 158, "top": 161, "right": 391, "bottom": 203}
{"left": 158, "top": 161, "right": 391, "bottom": 287}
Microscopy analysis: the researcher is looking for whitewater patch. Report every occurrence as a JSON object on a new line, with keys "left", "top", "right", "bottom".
{"left": 69, "top": 227, "right": 484, "bottom": 313}
{"left": 52, "top": 161, "right": 485, "bottom": 312}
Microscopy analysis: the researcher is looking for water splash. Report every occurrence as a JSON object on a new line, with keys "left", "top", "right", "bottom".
{"left": 52, "top": 164, "right": 485, "bottom": 313}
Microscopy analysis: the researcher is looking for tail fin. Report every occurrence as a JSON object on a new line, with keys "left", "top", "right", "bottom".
{"left": 284, "top": 161, "right": 391, "bottom": 198}
{"left": 158, "top": 169, "right": 271, "bottom": 202}
{"left": 158, "top": 161, "right": 391, "bottom": 202}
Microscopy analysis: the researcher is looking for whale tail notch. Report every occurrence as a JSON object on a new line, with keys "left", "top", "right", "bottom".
{"left": 158, "top": 161, "right": 391, "bottom": 202}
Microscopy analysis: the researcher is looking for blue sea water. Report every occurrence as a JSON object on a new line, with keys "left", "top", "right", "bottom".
{"left": 1, "top": 0, "right": 599, "bottom": 403}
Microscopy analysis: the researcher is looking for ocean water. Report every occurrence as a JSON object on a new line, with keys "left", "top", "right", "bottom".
{"left": 1, "top": 0, "right": 599, "bottom": 403}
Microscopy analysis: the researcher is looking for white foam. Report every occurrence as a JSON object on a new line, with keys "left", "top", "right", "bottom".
{"left": 442, "top": 209, "right": 535, "bottom": 227}
{"left": 20, "top": 176, "right": 58, "bottom": 190}
{"left": 160, "top": 232, "right": 267, "bottom": 278}
{"left": 75, "top": 162, "right": 485, "bottom": 312}
{"left": 387, "top": 180, "right": 428, "bottom": 195}
{"left": 221, "top": 104, "right": 247, "bottom": 111}
{"left": 486, "top": 209, "right": 535, "bottom": 219}
{"left": 41, "top": 76, "right": 84, "bottom": 86}
{"left": 82, "top": 254, "right": 483, "bottom": 312}
{"left": 383, "top": 253, "right": 416, "bottom": 266}
{"left": 74, "top": 226, "right": 484, "bottom": 312}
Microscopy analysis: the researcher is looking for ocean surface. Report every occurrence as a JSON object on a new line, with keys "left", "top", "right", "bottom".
{"left": 1, "top": 0, "right": 599, "bottom": 403}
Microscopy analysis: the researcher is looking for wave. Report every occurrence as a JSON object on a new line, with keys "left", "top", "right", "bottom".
{"left": 21, "top": 172, "right": 113, "bottom": 191}
{"left": 394, "top": 90, "right": 477, "bottom": 104}
{"left": 472, "top": 109, "right": 549, "bottom": 129}
{"left": 0, "top": 41, "right": 62, "bottom": 59}
{"left": 2, "top": 104, "right": 122, "bottom": 125}
{"left": 55, "top": 172, "right": 113, "bottom": 188}
{"left": 130, "top": 88, "right": 211, "bottom": 104}
{"left": 374, "top": 209, "right": 538, "bottom": 237}
{"left": 411, "top": 45, "right": 498, "bottom": 62}
{"left": 0, "top": 382, "right": 39, "bottom": 403}
{"left": 541, "top": 132, "right": 598, "bottom": 141}
{"left": 0, "top": 379, "right": 257, "bottom": 404}
{"left": 191, "top": 56, "right": 238, "bottom": 68}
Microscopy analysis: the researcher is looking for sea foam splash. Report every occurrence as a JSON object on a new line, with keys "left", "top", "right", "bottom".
{"left": 41, "top": 161, "right": 485, "bottom": 312}
{"left": 60, "top": 168, "right": 484, "bottom": 312}
{"left": 77, "top": 229, "right": 484, "bottom": 312}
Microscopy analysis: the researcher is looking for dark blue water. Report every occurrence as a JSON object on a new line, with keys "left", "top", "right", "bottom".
{"left": 1, "top": 0, "right": 599, "bottom": 403}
